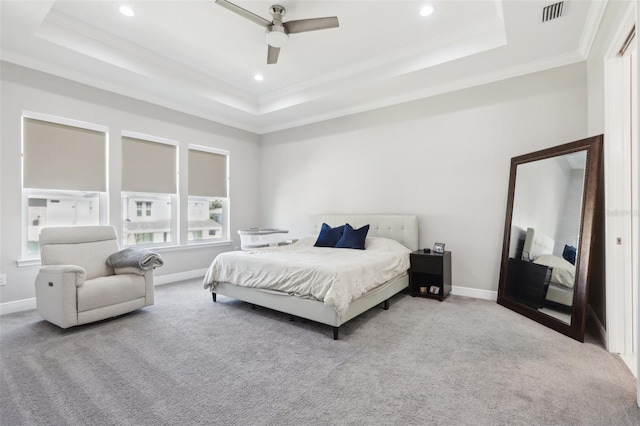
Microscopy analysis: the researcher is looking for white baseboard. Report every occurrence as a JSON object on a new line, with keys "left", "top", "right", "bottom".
{"left": 0, "top": 269, "right": 209, "bottom": 315}
{"left": 3, "top": 273, "right": 491, "bottom": 314}
{"left": 588, "top": 304, "right": 608, "bottom": 350}
{"left": 0, "top": 298, "right": 37, "bottom": 315}
{"left": 153, "top": 269, "right": 207, "bottom": 286}
{"left": 451, "top": 285, "right": 498, "bottom": 301}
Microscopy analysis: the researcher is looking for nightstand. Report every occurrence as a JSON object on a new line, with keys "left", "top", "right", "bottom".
{"left": 409, "top": 251, "right": 452, "bottom": 301}
{"left": 505, "top": 258, "right": 551, "bottom": 309}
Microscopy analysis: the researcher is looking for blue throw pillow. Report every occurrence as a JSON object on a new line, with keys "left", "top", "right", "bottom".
{"left": 563, "top": 244, "right": 577, "bottom": 265}
{"left": 335, "top": 223, "right": 370, "bottom": 250}
{"left": 314, "top": 223, "right": 345, "bottom": 247}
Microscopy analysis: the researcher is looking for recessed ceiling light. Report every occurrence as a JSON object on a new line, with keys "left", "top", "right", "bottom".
{"left": 254, "top": 74, "right": 264, "bottom": 81}
{"left": 119, "top": 5, "right": 135, "bottom": 17}
{"left": 420, "top": 5, "right": 434, "bottom": 17}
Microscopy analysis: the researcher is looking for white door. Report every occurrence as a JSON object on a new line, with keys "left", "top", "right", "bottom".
{"left": 604, "top": 18, "right": 637, "bottom": 384}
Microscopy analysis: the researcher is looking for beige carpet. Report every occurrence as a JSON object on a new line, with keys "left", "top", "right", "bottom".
{"left": 1, "top": 279, "right": 639, "bottom": 425}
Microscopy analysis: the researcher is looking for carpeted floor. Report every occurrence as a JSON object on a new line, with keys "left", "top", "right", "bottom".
{"left": 1, "top": 279, "right": 639, "bottom": 426}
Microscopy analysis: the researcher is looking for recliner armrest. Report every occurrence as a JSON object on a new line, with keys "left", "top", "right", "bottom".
{"left": 34, "top": 265, "right": 87, "bottom": 328}
{"left": 113, "top": 266, "right": 146, "bottom": 276}
{"left": 38, "top": 265, "right": 87, "bottom": 287}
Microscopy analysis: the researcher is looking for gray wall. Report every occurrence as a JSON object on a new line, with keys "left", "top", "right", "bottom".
{"left": 510, "top": 156, "right": 574, "bottom": 254}
{"left": 2, "top": 3, "right": 627, "bottom": 309}
{"left": 0, "top": 62, "right": 261, "bottom": 304}
{"left": 259, "top": 63, "right": 588, "bottom": 295}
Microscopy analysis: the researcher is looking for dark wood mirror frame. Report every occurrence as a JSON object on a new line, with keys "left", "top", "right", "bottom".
{"left": 497, "top": 135, "right": 604, "bottom": 342}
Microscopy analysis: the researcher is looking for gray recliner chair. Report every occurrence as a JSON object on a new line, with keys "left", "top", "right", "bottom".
{"left": 35, "top": 225, "right": 154, "bottom": 328}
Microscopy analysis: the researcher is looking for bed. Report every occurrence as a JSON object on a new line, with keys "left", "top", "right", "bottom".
{"left": 203, "top": 214, "right": 419, "bottom": 339}
{"left": 521, "top": 227, "right": 576, "bottom": 308}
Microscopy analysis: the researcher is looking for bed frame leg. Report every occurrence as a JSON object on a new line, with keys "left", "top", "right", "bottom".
{"left": 383, "top": 299, "right": 389, "bottom": 310}
{"left": 333, "top": 327, "right": 339, "bottom": 340}
{"left": 212, "top": 293, "right": 217, "bottom": 302}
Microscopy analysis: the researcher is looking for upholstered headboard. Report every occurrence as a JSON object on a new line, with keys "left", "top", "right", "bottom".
{"left": 310, "top": 214, "right": 419, "bottom": 252}
{"left": 521, "top": 227, "right": 555, "bottom": 261}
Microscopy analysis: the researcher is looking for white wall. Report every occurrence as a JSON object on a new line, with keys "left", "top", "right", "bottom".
{"left": 0, "top": 62, "right": 261, "bottom": 305}
{"left": 259, "top": 63, "right": 588, "bottom": 293}
{"left": 511, "top": 156, "right": 573, "bottom": 249}
{"left": 555, "top": 168, "right": 586, "bottom": 255}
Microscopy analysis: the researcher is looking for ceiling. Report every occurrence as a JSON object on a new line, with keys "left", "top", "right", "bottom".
{"left": 1, "top": 1, "right": 607, "bottom": 134}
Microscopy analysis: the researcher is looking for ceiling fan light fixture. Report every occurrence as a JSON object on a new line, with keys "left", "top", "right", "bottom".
{"left": 265, "top": 28, "right": 289, "bottom": 48}
{"left": 119, "top": 5, "right": 135, "bottom": 17}
{"left": 215, "top": 1, "right": 339, "bottom": 64}
{"left": 420, "top": 5, "right": 434, "bottom": 17}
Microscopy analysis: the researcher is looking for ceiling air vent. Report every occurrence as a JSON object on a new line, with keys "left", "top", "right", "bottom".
{"left": 542, "top": 2, "right": 563, "bottom": 23}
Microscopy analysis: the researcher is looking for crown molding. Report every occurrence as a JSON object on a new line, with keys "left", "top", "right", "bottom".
{"left": 256, "top": 50, "right": 586, "bottom": 134}
{"left": 577, "top": 0, "right": 609, "bottom": 58}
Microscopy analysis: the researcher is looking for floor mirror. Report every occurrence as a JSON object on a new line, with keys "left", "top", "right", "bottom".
{"left": 497, "top": 135, "right": 604, "bottom": 342}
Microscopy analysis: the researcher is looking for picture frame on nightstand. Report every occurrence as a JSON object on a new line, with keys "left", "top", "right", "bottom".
{"left": 433, "top": 242, "right": 445, "bottom": 254}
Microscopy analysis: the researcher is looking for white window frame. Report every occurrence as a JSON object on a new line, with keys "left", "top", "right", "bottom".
{"left": 187, "top": 144, "right": 230, "bottom": 245}
{"left": 20, "top": 111, "right": 109, "bottom": 261}
{"left": 120, "top": 130, "right": 179, "bottom": 248}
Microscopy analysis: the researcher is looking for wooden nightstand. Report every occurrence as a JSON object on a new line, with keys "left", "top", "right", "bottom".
{"left": 505, "top": 258, "right": 551, "bottom": 309}
{"left": 409, "top": 251, "right": 452, "bottom": 301}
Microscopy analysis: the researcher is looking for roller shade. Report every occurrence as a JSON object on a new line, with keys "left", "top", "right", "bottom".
{"left": 122, "top": 136, "right": 177, "bottom": 194}
{"left": 188, "top": 149, "right": 228, "bottom": 198}
{"left": 23, "top": 118, "right": 106, "bottom": 191}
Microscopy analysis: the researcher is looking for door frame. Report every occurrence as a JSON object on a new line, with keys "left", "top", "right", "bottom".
{"left": 604, "top": 3, "right": 637, "bottom": 375}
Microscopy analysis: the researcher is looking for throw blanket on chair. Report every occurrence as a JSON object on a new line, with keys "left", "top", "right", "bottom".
{"left": 106, "top": 247, "right": 164, "bottom": 270}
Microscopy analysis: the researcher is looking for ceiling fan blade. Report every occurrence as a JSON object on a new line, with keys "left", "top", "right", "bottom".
{"left": 215, "top": 0, "right": 271, "bottom": 28}
{"left": 267, "top": 45, "right": 280, "bottom": 64}
{"left": 284, "top": 17, "right": 339, "bottom": 34}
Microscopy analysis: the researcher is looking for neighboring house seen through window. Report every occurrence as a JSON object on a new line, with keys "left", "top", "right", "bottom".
{"left": 122, "top": 192, "right": 173, "bottom": 246}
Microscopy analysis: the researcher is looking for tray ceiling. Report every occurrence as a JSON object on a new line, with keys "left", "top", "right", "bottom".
{"left": 1, "top": 1, "right": 606, "bottom": 133}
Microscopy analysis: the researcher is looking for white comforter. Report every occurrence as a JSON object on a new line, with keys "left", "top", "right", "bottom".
{"left": 533, "top": 254, "right": 576, "bottom": 289}
{"left": 203, "top": 236, "right": 410, "bottom": 315}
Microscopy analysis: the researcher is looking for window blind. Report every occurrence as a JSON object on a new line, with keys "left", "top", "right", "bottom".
{"left": 23, "top": 118, "right": 106, "bottom": 191}
{"left": 188, "top": 149, "right": 228, "bottom": 198}
{"left": 122, "top": 136, "right": 177, "bottom": 194}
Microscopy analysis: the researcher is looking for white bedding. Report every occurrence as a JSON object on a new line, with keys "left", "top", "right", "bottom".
{"left": 203, "top": 236, "right": 410, "bottom": 315}
{"left": 533, "top": 254, "right": 576, "bottom": 289}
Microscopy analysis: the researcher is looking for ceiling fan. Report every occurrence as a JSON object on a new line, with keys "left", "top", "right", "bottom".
{"left": 215, "top": 0, "right": 339, "bottom": 64}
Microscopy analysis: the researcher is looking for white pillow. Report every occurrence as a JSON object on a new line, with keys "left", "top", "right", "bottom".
{"left": 364, "top": 237, "right": 410, "bottom": 254}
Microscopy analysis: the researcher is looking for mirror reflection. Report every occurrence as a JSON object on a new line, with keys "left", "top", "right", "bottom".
{"left": 504, "top": 151, "right": 586, "bottom": 325}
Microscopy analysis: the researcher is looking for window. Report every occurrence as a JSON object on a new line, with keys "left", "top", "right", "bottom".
{"left": 136, "top": 201, "right": 152, "bottom": 217}
{"left": 121, "top": 135, "right": 177, "bottom": 247}
{"left": 187, "top": 146, "right": 229, "bottom": 243}
{"left": 135, "top": 233, "right": 154, "bottom": 243}
{"left": 25, "top": 191, "right": 101, "bottom": 256}
{"left": 20, "top": 115, "right": 230, "bottom": 258}
{"left": 22, "top": 116, "right": 107, "bottom": 257}
{"left": 122, "top": 193, "right": 173, "bottom": 246}
{"left": 187, "top": 197, "right": 226, "bottom": 242}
